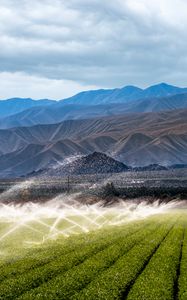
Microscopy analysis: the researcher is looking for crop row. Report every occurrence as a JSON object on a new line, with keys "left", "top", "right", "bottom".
{"left": 0, "top": 220, "right": 123, "bottom": 263}
{"left": 0, "top": 219, "right": 146, "bottom": 282}
{"left": 0, "top": 220, "right": 154, "bottom": 299}
{"left": 17, "top": 221, "right": 162, "bottom": 299}
{"left": 178, "top": 228, "right": 187, "bottom": 300}
{"left": 70, "top": 222, "right": 174, "bottom": 300}
{"left": 126, "top": 224, "right": 184, "bottom": 299}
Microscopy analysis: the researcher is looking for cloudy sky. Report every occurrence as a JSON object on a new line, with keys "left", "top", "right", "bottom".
{"left": 0, "top": 0, "right": 187, "bottom": 99}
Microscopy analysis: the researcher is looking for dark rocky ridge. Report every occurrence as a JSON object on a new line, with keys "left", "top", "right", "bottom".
{"left": 33, "top": 152, "right": 180, "bottom": 178}
{"left": 37, "top": 152, "right": 130, "bottom": 177}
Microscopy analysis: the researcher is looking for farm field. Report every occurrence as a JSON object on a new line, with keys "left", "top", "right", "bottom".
{"left": 0, "top": 207, "right": 187, "bottom": 300}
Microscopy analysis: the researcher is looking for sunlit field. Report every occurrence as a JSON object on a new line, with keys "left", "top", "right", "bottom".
{"left": 0, "top": 196, "right": 187, "bottom": 300}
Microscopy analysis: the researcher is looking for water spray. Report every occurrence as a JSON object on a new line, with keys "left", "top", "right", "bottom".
{"left": 0, "top": 192, "right": 183, "bottom": 247}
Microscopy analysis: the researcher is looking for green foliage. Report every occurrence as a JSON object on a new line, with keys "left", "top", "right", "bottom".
{"left": 71, "top": 222, "right": 174, "bottom": 300}
{"left": 0, "top": 220, "right": 146, "bottom": 299}
{"left": 18, "top": 222, "right": 159, "bottom": 299}
{"left": 0, "top": 213, "right": 186, "bottom": 300}
{"left": 0, "top": 223, "right": 138, "bottom": 282}
{"left": 178, "top": 229, "right": 187, "bottom": 300}
{"left": 126, "top": 225, "right": 184, "bottom": 300}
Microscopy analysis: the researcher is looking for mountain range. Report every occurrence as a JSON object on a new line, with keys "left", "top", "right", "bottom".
{"left": 0, "top": 84, "right": 187, "bottom": 129}
{"left": 0, "top": 98, "right": 54, "bottom": 118}
{"left": 0, "top": 108, "right": 186, "bottom": 177}
{"left": 0, "top": 82, "right": 186, "bottom": 178}
{"left": 61, "top": 82, "right": 187, "bottom": 105}
{"left": 2, "top": 83, "right": 186, "bottom": 113}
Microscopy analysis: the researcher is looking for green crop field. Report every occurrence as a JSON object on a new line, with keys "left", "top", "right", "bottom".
{"left": 0, "top": 210, "right": 187, "bottom": 300}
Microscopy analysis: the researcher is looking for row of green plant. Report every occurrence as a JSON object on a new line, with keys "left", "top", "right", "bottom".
{"left": 0, "top": 220, "right": 151, "bottom": 299}
{"left": 0, "top": 220, "right": 144, "bottom": 282}
{"left": 178, "top": 228, "right": 187, "bottom": 300}
{"left": 126, "top": 225, "right": 184, "bottom": 299}
{"left": 18, "top": 221, "right": 161, "bottom": 299}
{"left": 70, "top": 222, "right": 174, "bottom": 300}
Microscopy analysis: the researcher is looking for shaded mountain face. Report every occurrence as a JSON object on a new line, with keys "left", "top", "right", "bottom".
{"left": 38, "top": 152, "right": 130, "bottom": 177}
{"left": 0, "top": 92, "right": 187, "bottom": 129}
{"left": 0, "top": 98, "right": 54, "bottom": 118}
{"left": 0, "top": 109, "right": 186, "bottom": 177}
{"left": 0, "top": 82, "right": 186, "bottom": 179}
{"left": 133, "top": 164, "right": 168, "bottom": 171}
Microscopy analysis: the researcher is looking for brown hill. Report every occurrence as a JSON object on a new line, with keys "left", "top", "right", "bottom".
{"left": 0, "top": 109, "right": 186, "bottom": 177}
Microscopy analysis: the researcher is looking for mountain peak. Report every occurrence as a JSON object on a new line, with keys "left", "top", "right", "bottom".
{"left": 121, "top": 85, "right": 142, "bottom": 91}
{"left": 145, "top": 82, "right": 176, "bottom": 90}
{"left": 159, "top": 82, "right": 171, "bottom": 86}
{"left": 143, "top": 82, "right": 187, "bottom": 98}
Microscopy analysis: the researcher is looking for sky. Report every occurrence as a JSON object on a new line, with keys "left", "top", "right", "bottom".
{"left": 0, "top": 0, "right": 187, "bottom": 100}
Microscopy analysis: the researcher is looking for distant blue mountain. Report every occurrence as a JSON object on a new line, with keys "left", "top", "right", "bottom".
{"left": 142, "top": 83, "right": 187, "bottom": 98}
{"left": 0, "top": 83, "right": 187, "bottom": 120}
{"left": 0, "top": 98, "right": 55, "bottom": 118}
{"left": 61, "top": 85, "right": 142, "bottom": 105}
{"left": 0, "top": 92, "right": 187, "bottom": 129}
{"left": 61, "top": 83, "right": 187, "bottom": 105}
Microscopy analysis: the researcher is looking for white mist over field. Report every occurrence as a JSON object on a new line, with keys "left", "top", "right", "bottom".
{"left": 0, "top": 180, "right": 35, "bottom": 201}
{"left": 0, "top": 179, "right": 185, "bottom": 249}
{"left": 0, "top": 195, "right": 180, "bottom": 222}
{"left": 0, "top": 191, "right": 183, "bottom": 246}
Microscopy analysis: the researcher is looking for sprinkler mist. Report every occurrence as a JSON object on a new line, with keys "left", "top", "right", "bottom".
{"left": 0, "top": 180, "right": 35, "bottom": 202}
{"left": 0, "top": 181, "right": 184, "bottom": 247}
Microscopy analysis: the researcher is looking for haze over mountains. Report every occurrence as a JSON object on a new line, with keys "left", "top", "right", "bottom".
{"left": 0, "top": 83, "right": 186, "bottom": 178}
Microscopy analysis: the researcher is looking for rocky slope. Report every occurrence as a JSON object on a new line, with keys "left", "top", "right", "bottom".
{"left": 0, "top": 109, "right": 186, "bottom": 177}
{"left": 37, "top": 152, "right": 130, "bottom": 177}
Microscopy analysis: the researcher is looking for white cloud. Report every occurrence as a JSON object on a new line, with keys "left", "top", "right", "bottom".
{"left": 0, "top": 72, "right": 98, "bottom": 100}
{"left": 0, "top": 0, "right": 187, "bottom": 98}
